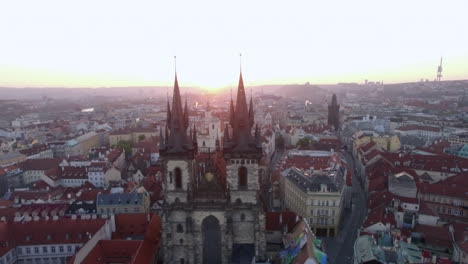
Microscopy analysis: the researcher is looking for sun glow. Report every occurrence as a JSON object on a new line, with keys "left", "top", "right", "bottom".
{"left": 1, "top": 0, "right": 467, "bottom": 88}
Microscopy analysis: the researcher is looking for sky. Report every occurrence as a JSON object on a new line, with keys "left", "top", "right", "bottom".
{"left": 0, "top": 0, "right": 467, "bottom": 89}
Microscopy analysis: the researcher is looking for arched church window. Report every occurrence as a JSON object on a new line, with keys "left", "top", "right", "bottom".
{"left": 238, "top": 166, "right": 248, "bottom": 189}
{"left": 175, "top": 167, "right": 182, "bottom": 189}
{"left": 177, "top": 224, "right": 184, "bottom": 233}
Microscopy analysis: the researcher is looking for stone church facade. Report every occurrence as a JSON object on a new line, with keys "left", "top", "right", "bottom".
{"left": 160, "top": 72, "right": 266, "bottom": 264}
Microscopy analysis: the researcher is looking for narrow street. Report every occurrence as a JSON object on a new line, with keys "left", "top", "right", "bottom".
{"left": 325, "top": 151, "right": 367, "bottom": 264}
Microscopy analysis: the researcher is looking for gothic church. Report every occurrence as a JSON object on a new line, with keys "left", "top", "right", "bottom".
{"left": 159, "top": 71, "right": 266, "bottom": 264}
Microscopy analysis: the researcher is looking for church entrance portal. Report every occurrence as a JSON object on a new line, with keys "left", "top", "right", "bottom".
{"left": 202, "top": 215, "right": 222, "bottom": 264}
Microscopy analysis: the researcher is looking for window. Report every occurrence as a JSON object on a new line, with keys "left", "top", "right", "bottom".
{"left": 176, "top": 224, "right": 184, "bottom": 233}
{"left": 43, "top": 247, "right": 48, "bottom": 253}
{"left": 241, "top": 213, "right": 246, "bottom": 221}
{"left": 18, "top": 248, "right": 23, "bottom": 255}
{"left": 332, "top": 218, "right": 335, "bottom": 225}
{"left": 180, "top": 259, "right": 185, "bottom": 264}
{"left": 59, "top": 246, "right": 64, "bottom": 253}
{"left": 67, "top": 246, "right": 72, "bottom": 252}
{"left": 174, "top": 167, "right": 182, "bottom": 189}
{"left": 26, "top": 248, "right": 31, "bottom": 254}
{"left": 180, "top": 238, "right": 184, "bottom": 245}
{"left": 310, "top": 218, "right": 313, "bottom": 224}
{"left": 51, "top": 246, "right": 56, "bottom": 253}
{"left": 238, "top": 166, "right": 248, "bottom": 189}
{"left": 34, "top": 247, "right": 39, "bottom": 254}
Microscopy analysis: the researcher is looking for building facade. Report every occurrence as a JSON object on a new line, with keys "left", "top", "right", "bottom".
{"left": 283, "top": 168, "right": 344, "bottom": 237}
{"left": 160, "top": 72, "right": 266, "bottom": 264}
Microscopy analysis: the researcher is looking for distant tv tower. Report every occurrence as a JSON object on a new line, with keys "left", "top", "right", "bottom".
{"left": 436, "top": 56, "right": 443, "bottom": 82}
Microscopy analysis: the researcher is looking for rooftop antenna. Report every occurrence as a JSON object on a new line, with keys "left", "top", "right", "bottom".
{"left": 239, "top": 52, "right": 242, "bottom": 73}
{"left": 437, "top": 56, "right": 443, "bottom": 82}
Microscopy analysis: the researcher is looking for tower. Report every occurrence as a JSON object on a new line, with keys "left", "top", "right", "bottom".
{"left": 437, "top": 56, "right": 443, "bottom": 82}
{"left": 159, "top": 72, "right": 197, "bottom": 204}
{"left": 161, "top": 67, "right": 266, "bottom": 264}
{"left": 328, "top": 94, "right": 340, "bottom": 131}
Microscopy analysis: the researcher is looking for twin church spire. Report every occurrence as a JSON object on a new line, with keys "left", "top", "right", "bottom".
{"left": 160, "top": 59, "right": 261, "bottom": 156}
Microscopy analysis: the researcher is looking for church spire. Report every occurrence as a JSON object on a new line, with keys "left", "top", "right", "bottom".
{"left": 160, "top": 61, "right": 196, "bottom": 155}
{"left": 235, "top": 72, "right": 249, "bottom": 127}
{"left": 183, "top": 99, "right": 189, "bottom": 128}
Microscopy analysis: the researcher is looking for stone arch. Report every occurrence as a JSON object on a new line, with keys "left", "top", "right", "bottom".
{"left": 202, "top": 215, "right": 222, "bottom": 264}
{"left": 174, "top": 167, "right": 182, "bottom": 189}
{"left": 238, "top": 166, "right": 248, "bottom": 189}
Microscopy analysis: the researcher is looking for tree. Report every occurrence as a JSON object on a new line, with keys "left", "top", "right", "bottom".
{"left": 115, "top": 140, "right": 133, "bottom": 155}
{"left": 138, "top": 134, "right": 146, "bottom": 142}
{"left": 296, "top": 138, "right": 317, "bottom": 149}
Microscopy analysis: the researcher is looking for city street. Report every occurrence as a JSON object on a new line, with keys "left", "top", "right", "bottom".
{"left": 324, "top": 151, "right": 368, "bottom": 264}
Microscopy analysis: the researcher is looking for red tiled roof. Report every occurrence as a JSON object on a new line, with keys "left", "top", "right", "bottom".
{"left": 396, "top": 124, "right": 441, "bottom": 132}
{"left": 131, "top": 213, "right": 162, "bottom": 264}
{"left": 107, "top": 148, "right": 123, "bottom": 163}
{"left": 81, "top": 240, "right": 142, "bottom": 264}
{"left": 11, "top": 218, "right": 106, "bottom": 246}
{"left": 363, "top": 205, "right": 396, "bottom": 229}
{"left": 113, "top": 214, "right": 151, "bottom": 239}
{"left": 45, "top": 166, "right": 87, "bottom": 180}
{"left": 265, "top": 211, "right": 298, "bottom": 232}
{"left": 418, "top": 172, "right": 468, "bottom": 199}
{"left": 0, "top": 222, "right": 15, "bottom": 257}
{"left": 10, "top": 186, "right": 65, "bottom": 202}
{"left": 358, "top": 141, "right": 377, "bottom": 153}
{"left": 18, "top": 144, "right": 50, "bottom": 156}
{"left": 19, "top": 158, "right": 61, "bottom": 171}
{"left": 413, "top": 224, "right": 452, "bottom": 248}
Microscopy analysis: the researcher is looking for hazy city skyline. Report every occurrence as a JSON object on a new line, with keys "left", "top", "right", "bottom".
{"left": 1, "top": 0, "right": 468, "bottom": 89}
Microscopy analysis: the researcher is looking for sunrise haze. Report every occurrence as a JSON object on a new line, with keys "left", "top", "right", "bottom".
{"left": 1, "top": 0, "right": 467, "bottom": 88}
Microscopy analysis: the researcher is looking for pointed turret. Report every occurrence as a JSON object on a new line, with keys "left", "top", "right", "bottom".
{"left": 234, "top": 72, "right": 250, "bottom": 128}
{"left": 183, "top": 99, "right": 189, "bottom": 128}
{"left": 166, "top": 100, "right": 171, "bottom": 124}
{"left": 159, "top": 127, "right": 164, "bottom": 148}
{"left": 223, "top": 70, "right": 262, "bottom": 155}
{"left": 249, "top": 95, "right": 254, "bottom": 128}
{"left": 224, "top": 123, "right": 230, "bottom": 142}
{"left": 192, "top": 124, "right": 197, "bottom": 149}
{"left": 160, "top": 73, "right": 196, "bottom": 156}
{"left": 229, "top": 97, "right": 235, "bottom": 126}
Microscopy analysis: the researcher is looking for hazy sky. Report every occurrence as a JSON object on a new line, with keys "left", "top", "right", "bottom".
{"left": 1, "top": 0, "right": 467, "bottom": 89}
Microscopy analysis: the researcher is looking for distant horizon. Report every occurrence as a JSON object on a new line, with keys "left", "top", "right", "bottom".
{"left": 1, "top": 0, "right": 468, "bottom": 89}
{"left": 1, "top": 78, "right": 468, "bottom": 91}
